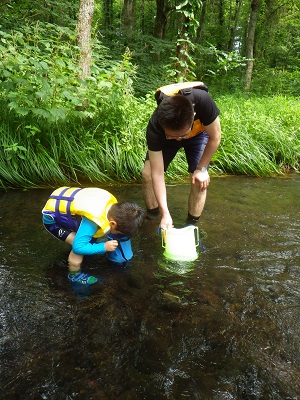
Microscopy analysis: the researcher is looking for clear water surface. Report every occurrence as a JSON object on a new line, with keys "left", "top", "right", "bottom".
{"left": 0, "top": 175, "right": 299, "bottom": 399}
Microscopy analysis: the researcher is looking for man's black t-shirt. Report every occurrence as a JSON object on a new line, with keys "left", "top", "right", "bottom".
{"left": 146, "top": 89, "right": 220, "bottom": 152}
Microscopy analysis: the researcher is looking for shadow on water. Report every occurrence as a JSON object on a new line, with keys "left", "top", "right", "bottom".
{"left": 0, "top": 175, "right": 299, "bottom": 399}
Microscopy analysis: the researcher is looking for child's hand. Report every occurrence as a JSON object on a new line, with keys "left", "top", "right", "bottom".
{"left": 105, "top": 240, "right": 118, "bottom": 252}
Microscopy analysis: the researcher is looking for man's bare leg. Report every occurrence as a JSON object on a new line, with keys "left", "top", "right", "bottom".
{"left": 187, "top": 175, "right": 207, "bottom": 223}
{"left": 142, "top": 160, "right": 160, "bottom": 217}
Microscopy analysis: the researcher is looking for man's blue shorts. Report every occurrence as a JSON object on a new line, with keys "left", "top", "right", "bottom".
{"left": 146, "top": 132, "right": 209, "bottom": 173}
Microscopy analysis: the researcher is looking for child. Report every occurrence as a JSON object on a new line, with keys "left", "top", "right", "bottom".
{"left": 42, "top": 186, "right": 144, "bottom": 285}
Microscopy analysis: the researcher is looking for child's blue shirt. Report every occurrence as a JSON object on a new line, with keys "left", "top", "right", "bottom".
{"left": 72, "top": 216, "right": 106, "bottom": 255}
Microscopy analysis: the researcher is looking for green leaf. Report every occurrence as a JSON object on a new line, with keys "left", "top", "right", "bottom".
{"left": 49, "top": 108, "right": 66, "bottom": 120}
{"left": 32, "top": 108, "right": 52, "bottom": 119}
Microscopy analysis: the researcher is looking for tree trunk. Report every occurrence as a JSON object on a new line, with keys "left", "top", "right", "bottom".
{"left": 196, "top": 0, "right": 207, "bottom": 44}
{"left": 175, "top": 15, "right": 190, "bottom": 80}
{"left": 227, "top": 0, "right": 243, "bottom": 52}
{"left": 124, "top": 0, "right": 136, "bottom": 33}
{"left": 103, "top": 0, "right": 113, "bottom": 30}
{"left": 217, "top": 0, "right": 225, "bottom": 49}
{"left": 154, "top": 0, "right": 169, "bottom": 39}
{"left": 140, "top": 0, "right": 145, "bottom": 33}
{"left": 77, "top": 0, "right": 94, "bottom": 79}
{"left": 244, "top": 0, "right": 261, "bottom": 91}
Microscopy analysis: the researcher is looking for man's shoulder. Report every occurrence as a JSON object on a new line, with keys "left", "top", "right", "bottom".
{"left": 192, "top": 88, "right": 213, "bottom": 101}
{"left": 192, "top": 89, "right": 220, "bottom": 124}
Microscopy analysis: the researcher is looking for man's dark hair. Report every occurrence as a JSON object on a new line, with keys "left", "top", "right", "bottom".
{"left": 157, "top": 95, "right": 194, "bottom": 131}
{"left": 109, "top": 202, "right": 144, "bottom": 237}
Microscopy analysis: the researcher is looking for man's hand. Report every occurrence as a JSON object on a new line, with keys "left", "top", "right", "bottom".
{"left": 105, "top": 240, "right": 118, "bottom": 252}
{"left": 159, "top": 212, "right": 173, "bottom": 230}
{"left": 192, "top": 170, "right": 210, "bottom": 191}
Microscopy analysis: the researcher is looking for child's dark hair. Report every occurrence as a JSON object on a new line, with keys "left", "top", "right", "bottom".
{"left": 157, "top": 95, "right": 194, "bottom": 131}
{"left": 109, "top": 202, "right": 144, "bottom": 237}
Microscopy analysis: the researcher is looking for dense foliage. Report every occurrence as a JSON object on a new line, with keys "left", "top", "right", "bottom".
{"left": 0, "top": 1, "right": 299, "bottom": 189}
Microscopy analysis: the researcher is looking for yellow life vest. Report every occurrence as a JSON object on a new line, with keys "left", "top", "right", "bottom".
{"left": 42, "top": 186, "right": 117, "bottom": 238}
{"left": 155, "top": 81, "right": 207, "bottom": 100}
{"left": 155, "top": 81, "right": 209, "bottom": 139}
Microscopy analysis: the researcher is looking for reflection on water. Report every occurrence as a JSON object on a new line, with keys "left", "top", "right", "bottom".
{"left": 0, "top": 175, "right": 299, "bottom": 399}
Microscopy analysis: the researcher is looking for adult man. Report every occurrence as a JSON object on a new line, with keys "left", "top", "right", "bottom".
{"left": 142, "top": 82, "right": 221, "bottom": 229}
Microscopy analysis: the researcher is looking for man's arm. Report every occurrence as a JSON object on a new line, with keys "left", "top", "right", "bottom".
{"left": 192, "top": 116, "right": 222, "bottom": 190}
{"left": 148, "top": 150, "right": 173, "bottom": 229}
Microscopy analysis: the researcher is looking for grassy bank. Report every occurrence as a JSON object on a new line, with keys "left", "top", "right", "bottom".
{"left": 214, "top": 95, "right": 300, "bottom": 176}
{"left": 0, "top": 94, "right": 299, "bottom": 189}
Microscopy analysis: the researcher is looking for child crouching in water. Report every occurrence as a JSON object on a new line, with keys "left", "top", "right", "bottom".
{"left": 42, "top": 186, "right": 144, "bottom": 285}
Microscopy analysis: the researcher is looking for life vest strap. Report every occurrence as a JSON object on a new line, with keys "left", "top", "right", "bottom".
{"left": 50, "top": 187, "right": 83, "bottom": 230}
